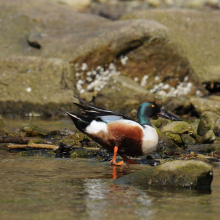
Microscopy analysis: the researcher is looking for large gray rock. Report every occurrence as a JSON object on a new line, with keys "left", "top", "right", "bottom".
{"left": 121, "top": 9, "right": 220, "bottom": 89}
{"left": 190, "top": 97, "right": 220, "bottom": 116}
{"left": 113, "top": 160, "right": 213, "bottom": 189}
{"left": 0, "top": 56, "right": 74, "bottom": 115}
{"left": 0, "top": 0, "right": 207, "bottom": 115}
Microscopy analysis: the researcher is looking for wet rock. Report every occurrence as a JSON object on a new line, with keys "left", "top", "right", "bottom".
{"left": 181, "top": 134, "right": 197, "bottom": 146}
{"left": 23, "top": 125, "right": 50, "bottom": 137}
{"left": 191, "top": 98, "right": 220, "bottom": 116}
{"left": 71, "top": 149, "right": 97, "bottom": 158}
{"left": 187, "top": 144, "right": 220, "bottom": 155}
{"left": 50, "top": 129, "right": 75, "bottom": 136}
{"left": 113, "top": 160, "right": 213, "bottom": 189}
{"left": 197, "top": 111, "right": 220, "bottom": 136}
{"left": 54, "top": 142, "right": 76, "bottom": 158}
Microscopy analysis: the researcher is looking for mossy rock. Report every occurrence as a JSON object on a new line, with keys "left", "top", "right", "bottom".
{"left": 197, "top": 111, "right": 220, "bottom": 136}
{"left": 28, "top": 138, "right": 46, "bottom": 145}
{"left": 113, "top": 160, "right": 213, "bottom": 189}
{"left": 202, "top": 130, "right": 215, "bottom": 144}
{"left": 50, "top": 129, "right": 74, "bottom": 136}
{"left": 23, "top": 125, "right": 50, "bottom": 137}
{"left": 56, "top": 138, "right": 80, "bottom": 146}
{"left": 214, "top": 119, "right": 220, "bottom": 136}
{"left": 5, "top": 129, "right": 26, "bottom": 137}
{"left": 67, "top": 133, "right": 91, "bottom": 142}
{"left": 164, "top": 132, "right": 183, "bottom": 146}
{"left": 71, "top": 149, "right": 96, "bottom": 158}
{"left": 161, "top": 121, "right": 197, "bottom": 142}
{"left": 156, "top": 134, "right": 179, "bottom": 152}
{"left": 181, "top": 134, "right": 197, "bottom": 146}
{"left": 151, "top": 118, "right": 171, "bottom": 129}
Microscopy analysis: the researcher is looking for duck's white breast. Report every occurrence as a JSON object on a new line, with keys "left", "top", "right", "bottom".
{"left": 142, "top": 125, "right": 158, "bottom": 155}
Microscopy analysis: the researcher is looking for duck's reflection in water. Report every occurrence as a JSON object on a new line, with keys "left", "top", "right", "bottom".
{"left": 84, "top": 178, "right": 153, "bottom": 220}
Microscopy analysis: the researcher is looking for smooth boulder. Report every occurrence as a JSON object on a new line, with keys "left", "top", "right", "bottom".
{"left": 113, "top": 160, "right": 213, "bottom": 190}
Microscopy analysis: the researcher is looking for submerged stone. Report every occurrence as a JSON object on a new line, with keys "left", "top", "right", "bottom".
{"left": 23, "top": 125, "right": 50, "bottom": 137}
{"left": 56, "top": 138, "right": 80, "bottom": 146}
{"left": 113, "top": 160, "right": 213, "bottom": 190}
{"left": 28, "top": 138, "right": 46, "bottom": 145}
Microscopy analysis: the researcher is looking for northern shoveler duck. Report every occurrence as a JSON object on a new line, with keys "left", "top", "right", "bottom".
{"left": 66, "top": 96, "right": 181, "bottom": 165}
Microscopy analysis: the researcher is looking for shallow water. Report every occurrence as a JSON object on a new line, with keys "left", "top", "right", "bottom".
{"left": 1, "top": 118, "right": 220, "bottom": 220}
{"left": 0, "top": 152, "right": 219, "bottom": 220}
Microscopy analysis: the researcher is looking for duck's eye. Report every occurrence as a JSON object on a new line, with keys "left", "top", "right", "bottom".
{"left": 151, "top": 105, "right": 155, "bottom": 108}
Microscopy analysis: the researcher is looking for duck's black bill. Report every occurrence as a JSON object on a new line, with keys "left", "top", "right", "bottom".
{"left": 158, "top": 109, "right": 182, "bottom": 121}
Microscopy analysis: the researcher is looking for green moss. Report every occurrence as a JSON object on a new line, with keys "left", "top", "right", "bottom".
{"left": 23, "top": 125, "right": 50, "bottom": 137}
{"left": 28, "top": 138, "right": 46, "bottom": 144}
{"left": 56, "top": 138, "right": 80, "bottom": 146}
{"left": 181, "top": 134, "right": 197, "bottom": 146}
{"left": 164, "top": 132, "right": 183, "bottom": 145}
{"left": 71, "top": 149, "right": 95, "bottom": 158}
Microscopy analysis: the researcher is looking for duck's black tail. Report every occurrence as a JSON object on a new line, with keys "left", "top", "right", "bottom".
{"left": 66, "top": 111, "right": 94, "bottom": 133}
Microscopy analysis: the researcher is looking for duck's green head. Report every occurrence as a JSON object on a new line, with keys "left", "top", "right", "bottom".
{"left": 137, "top": 102, "right": 182, "bottom": 126}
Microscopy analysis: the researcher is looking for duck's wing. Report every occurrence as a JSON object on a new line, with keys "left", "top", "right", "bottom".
{"left": 73, "top": 96, "right": 134, "bottom": 121}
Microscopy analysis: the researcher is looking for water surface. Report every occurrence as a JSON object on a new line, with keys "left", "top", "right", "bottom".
{"left": 0, "top": 117, "right": 220, "bottom": 220}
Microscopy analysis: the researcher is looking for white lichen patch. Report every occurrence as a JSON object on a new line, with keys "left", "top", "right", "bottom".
{"left": 120, "top": 56, "right": 128, "bottom": 65}
{"left": 140, "top": 75, "right": 149, "bottom": 87}
{"left": 155, "top": 76, "right": 160, "bottom": 81}
{"left": 150, "top": 81, "right": 193, "bottom": 98}
{"left": 26, "top": 87, "right": 32, "bottom": 92}
{"left": 134, "top": 77, "right": 139, "bottom": 82}
{"left": 75, "top": 62, "right": 121, "bottom": 94}
{"left": 81, "top": 63, "right": 87, "bottom": 71}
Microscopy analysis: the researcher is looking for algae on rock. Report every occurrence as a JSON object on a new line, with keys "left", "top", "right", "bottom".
{"left": 113, "top": 160, "right": 213, "bottom": 189}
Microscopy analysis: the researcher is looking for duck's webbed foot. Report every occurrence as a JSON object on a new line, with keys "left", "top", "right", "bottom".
{"left": 118, "top": 153, "right": 140, "bottom": 164}
{"left": 110, "top": 146, "right": 124, "bottom": 166}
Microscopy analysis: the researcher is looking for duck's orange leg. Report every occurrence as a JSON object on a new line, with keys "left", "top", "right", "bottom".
{"left": 118, "top": 153, "right": 139, "bottom": 164}
{"left": 110, "top": 146, "right": 124, "bottom": 166}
